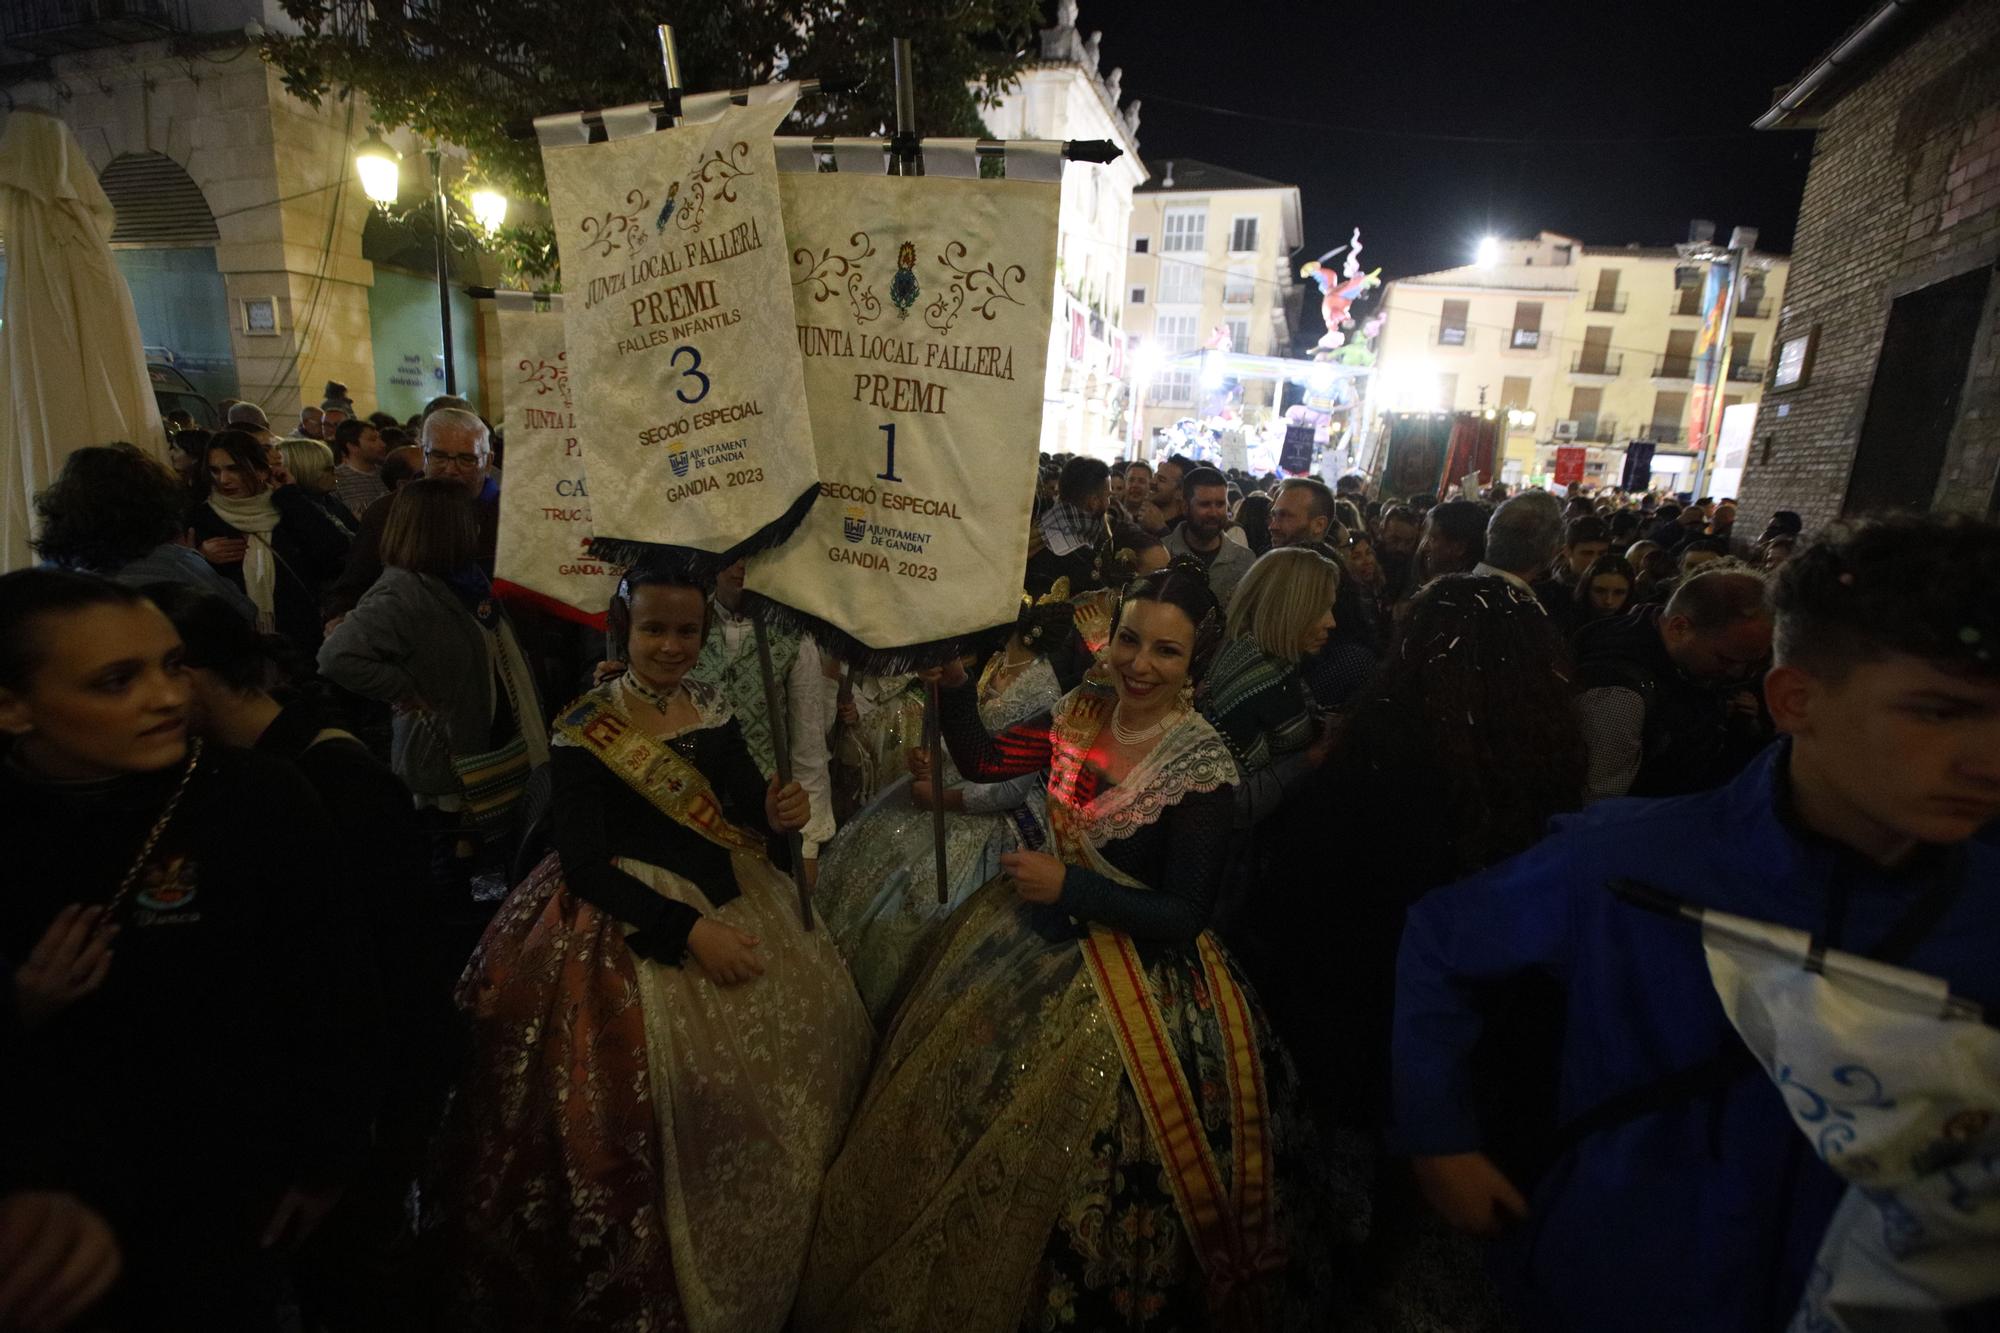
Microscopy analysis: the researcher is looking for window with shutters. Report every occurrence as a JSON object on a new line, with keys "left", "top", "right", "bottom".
{"left": 1224, "top": 318, "right": 1251, "bottom": 353}
{"left": 1651, "top": 391, "right": 1688, "bottom": 443}
{"left": 1223, "top": 264, "right": 1254, "bottom": 305}
{"left": 1511, "top": 301, "right": 1543, "bottom": 349}
{"left": 1157, "top": 258, "right": 1203, "bottom": 305}
{"left": 1591, "top": 269, "right": 1625, "bottom": 313}
{"left": 1228, "top": 216, "right": 1259, "bottom": 252}
{"left": 1660, "top": 329, "right": 1697, "bottom": 378}
{"left": 1439, "top": 299, "right": 1469, "bottom": 347}
{"left": 1500, "top": 376, "right": 1533, "bottom": 410}
{"left": 1569, "top": 386, "right": 1604, "bottom": 437}
{"left": 1161, "top": 208, "right": 1205, "bottom": 253}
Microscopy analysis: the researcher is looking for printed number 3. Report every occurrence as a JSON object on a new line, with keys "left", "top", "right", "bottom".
{"left": 672, "top": 345, "right": 710, "bottom": 405}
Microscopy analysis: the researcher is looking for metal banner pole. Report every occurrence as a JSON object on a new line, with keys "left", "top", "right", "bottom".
{"left": 887, "top": 35, "right": 948, "bottom": 903}
{"left": 753, "top": 615, "right": 814, "bottom": 930}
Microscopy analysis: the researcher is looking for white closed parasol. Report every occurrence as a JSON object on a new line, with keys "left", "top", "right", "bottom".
{"left": 0, "top": 109, "right": 163, "bottom": 571}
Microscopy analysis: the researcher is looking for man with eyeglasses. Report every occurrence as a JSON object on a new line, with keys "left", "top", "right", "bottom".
{"left": 324, "top": 407, "right": 499, "bottom": 621}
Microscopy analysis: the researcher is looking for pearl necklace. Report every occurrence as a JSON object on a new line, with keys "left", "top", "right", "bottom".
{"left": 622, "top": 673, "right": 681, "bottom": 712}
{"left": 1110, "top": 703, "right": 1174, "bottom": 746}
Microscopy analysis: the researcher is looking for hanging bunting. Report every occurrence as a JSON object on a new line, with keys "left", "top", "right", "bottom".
{"left": 536, "top": 86, "right": 818, "bottom": 569}
{"left": 745, "top": 142, "right": 1065, "bottom": 670}
{"left": 490, "top": 291, "right": 618, "bottom": 625}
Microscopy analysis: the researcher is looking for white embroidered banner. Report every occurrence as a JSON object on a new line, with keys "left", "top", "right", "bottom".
{"left": 1702, "top": 911, "right": 2000, "bottom": 1330}
{"left": 492, "top": 292, "right": 618, "bottom": 624}
{"left": 747, "top": 159, "right": 1062, "bottom": 663}
{"left": 538, "top": 87, "right": 817, "bottom": 563}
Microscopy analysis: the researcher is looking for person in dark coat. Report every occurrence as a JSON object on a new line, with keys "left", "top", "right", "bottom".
{"left": 186, "top": 429, "right": 351, "bottom": 654}
{"left": 1573, "top": 564, "right": 1773, "bottom": 801}
{"left": 1393, "top": 512, "right": 2000, "bottom": 1333}
{"left": 0, "top": 570, "right": 376, "bottom": 1332}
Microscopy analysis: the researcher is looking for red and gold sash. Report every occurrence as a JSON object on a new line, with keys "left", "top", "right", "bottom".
{"left": 1043, "top": 689, "right": 1282, "bottom": 1325}
{"left": 554, "top": 690, "right": 768, "bottom": 857}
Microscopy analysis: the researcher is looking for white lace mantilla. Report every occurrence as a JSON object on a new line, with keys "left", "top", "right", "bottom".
{"left": 1048, "top": 684, "right": 1239, "bottom": 849}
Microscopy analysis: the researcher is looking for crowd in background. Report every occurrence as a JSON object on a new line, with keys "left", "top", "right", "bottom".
{"left": 2, "top": 397, "right": 1997, "bottom": 1333}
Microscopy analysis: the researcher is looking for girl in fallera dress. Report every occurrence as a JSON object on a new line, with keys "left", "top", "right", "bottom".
{"left": 814, "top": 588, "right": 1077, "bottom": 1020}
{"left": 426, "top": 564, "right": 872, "bottom": 1333}
{"left": 798, "top": 564, "right": 1354, "bottom": 1333}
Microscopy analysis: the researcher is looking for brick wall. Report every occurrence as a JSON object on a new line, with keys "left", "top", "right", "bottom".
{"left": 1737, "top": 0, "right": 2000, "bottom": 530}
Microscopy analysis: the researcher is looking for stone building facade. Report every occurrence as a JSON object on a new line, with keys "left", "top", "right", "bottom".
{"left": 1738, "top": 0, "right": 2000, "bottom": 528}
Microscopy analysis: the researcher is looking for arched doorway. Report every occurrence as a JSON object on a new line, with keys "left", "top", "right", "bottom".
{"left": 99, "top": 150, "right": 240, "bottom": 406}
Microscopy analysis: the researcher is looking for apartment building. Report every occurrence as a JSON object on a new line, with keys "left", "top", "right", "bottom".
{"left": 1374, "top": 230, "right": 1788, "bottom": 489}
{"left": 1124, "top": 159, "right": 1303, "bottom": 448}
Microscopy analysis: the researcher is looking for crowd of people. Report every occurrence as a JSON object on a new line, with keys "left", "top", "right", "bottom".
{"left": 2, "top": 399, "right": 1998, "bottom": 1333}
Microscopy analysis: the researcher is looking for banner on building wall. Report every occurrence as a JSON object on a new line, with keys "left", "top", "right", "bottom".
{"left": 536, "top": 86, "right": 818, "bottom": 567}
{"left": 1552, "top": 445, "right": 1587, "bottom": 487}
{"left": 491, "top": 292, "right": 618, "bottom": 626}
{"left": 746, "top": 144, "right": 1064, "bottom": 668}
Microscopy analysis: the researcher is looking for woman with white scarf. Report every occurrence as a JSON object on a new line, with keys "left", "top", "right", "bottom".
{"left": 188, "top": 429, "right": 352, "bottom": 653}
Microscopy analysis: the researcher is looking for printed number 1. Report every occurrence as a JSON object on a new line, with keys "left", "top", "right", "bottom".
{"left": 672, "top": 345, "right": 710, "bottom": 405}
{"left": 877, "top": 423, "right": 903, "bottom": 482}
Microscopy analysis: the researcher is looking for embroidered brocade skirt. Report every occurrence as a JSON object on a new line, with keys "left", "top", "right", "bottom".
{"left": 815, "top": 771, "right": 1043, "bottom": 1022}
{"left": 796, "top": 878, "right": 1363, "bottom": 1333}
{"left": 427, "top": 849, "right": 873, "bottom": 1333}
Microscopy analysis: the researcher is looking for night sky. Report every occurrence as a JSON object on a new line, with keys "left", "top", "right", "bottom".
{"left": 1079, "top": 0, "right": 1874, "bottom": 332}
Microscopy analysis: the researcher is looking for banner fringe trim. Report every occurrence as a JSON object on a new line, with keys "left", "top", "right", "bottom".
{"left": 586, "top": 483, "right": 821, "bottom": 578}
{"left": 745, "top": 592, "right": 1011, "bottom": 673}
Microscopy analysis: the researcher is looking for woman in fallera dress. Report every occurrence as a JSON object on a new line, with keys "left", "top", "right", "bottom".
{"left": 426, "top": 564, "right": 872, "bottom": 1333}
{"left": 814, "top": 588, "right": 1077, "bottom": 1020}
{"left": 798, "top": 565, "right": 1352, "bottom": 1333}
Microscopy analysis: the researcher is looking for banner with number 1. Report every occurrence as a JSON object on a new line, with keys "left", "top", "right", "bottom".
{"left": 747, "top": 152, "right": 1062, "bottom": 668}
{"left": 537, "top": 86, "right": 818, "bottom": 567}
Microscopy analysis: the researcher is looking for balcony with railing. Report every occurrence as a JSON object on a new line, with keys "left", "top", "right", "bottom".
{"left": 1506, "top": 327, "right": 1547, "bottom": 353}
{"left": 1646, "top": 423, "right": 1685, "bottom": 445}
{"left": 1434, "top": 323, "right": 1473, "bottom": 349}
{"left": 1569, "top": 351, "right": 1623, "bottom": 379}
{"left": 1587, "top": 292, "right": 1628, "bottom": 314}
{"left": 1727, "top": 360, "right": 1767, "bottom": 383}
{"left": 1674, "top": 290, "right": 1703, "bottom": 317}
{"left": 1736, "top": 299, "right": 1770, "bottom": 319}
{"left": 1, "top": 0, "right": 189, "bottom": 53}
{"left": 1562, "top": 415, "right": 1620, "bottom": 444}
{"left": 1653, "top": 354, "right": 1695, "bottom": 382}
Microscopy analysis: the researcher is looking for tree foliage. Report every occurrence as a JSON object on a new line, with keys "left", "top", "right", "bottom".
{"left": 265, "top": 0, "right": 1045, "bottom": 283}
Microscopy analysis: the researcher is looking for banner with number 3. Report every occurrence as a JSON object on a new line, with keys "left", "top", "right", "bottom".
{"left": 748, "top": 153, "right": 1062, "bottom": 667}
{"left": 538, "top": 87, "right": 818, "bottom": 566}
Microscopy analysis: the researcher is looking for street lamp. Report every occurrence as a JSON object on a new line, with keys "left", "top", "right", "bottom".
{"left": 469, "top": 183, "right": 508, "bottom": 235}
{"left": 354, "top": 134, "right": 507, "bottom": 398}
{"left": 354, "top": 131, "right": 402, "bottom": 207}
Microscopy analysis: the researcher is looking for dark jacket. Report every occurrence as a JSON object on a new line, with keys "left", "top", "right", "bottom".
{"left": 1573, "top": 604, "right": 1767, "bottom": 798}
{"left": 1393, "top": 744, "right": 2000, "bottom": 1332}
{"left": 187, "top": 485, "right": 352, "bottom": 652}
{"left": 0, "top": 746, "right": 377, "bottom": 1329}
{"left": 324, "top": 482, "right": 499, "bottom": 617}
{"left": 551, "top": 706, "right": 784, "bottom": 964}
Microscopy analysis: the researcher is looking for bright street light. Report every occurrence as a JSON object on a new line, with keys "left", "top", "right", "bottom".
{"left": 469, "top": 184, "right": 509, "bottom": 234}
{"left": 1475, "top": 236, "right": 1502, "bottom": 269}
{"left": 354, "top": 131, "right": 402, "bottom": 208}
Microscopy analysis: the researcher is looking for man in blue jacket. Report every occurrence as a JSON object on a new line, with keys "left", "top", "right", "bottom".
{"left": 1392, "top": 512, "right": 2000, "bottom": 1331}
